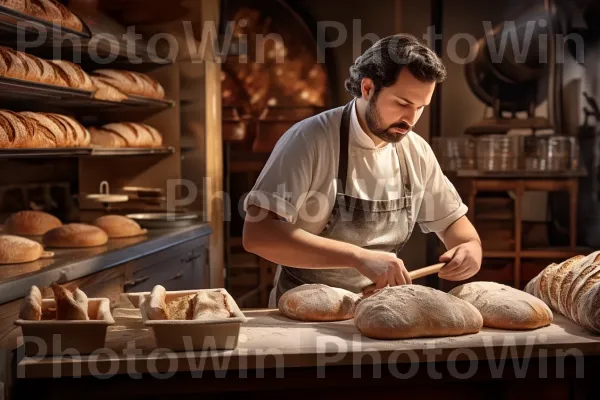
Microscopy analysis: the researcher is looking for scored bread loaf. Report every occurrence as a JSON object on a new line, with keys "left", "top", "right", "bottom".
{"left": 0, "top": 46, "right": 26, "bottom": 80}
{"left": 49, "top": 60, "right": 94, "bottom": 91}
{"left": 91, "top": 76, "right": 128, "bottom": 102}
{"left": 0, "top": 235, "right": 53, "bottom": 264}
{"left": 17, "top": 52, "right": 65, "bottom": 86}
{"left": 29, "top": 0, "right": 84, "bottom": 32}
{"left": 92, "top": 70, "right": 165, "bottom": 99}
{"left": 0, "top": 0, "right": 30, "bottom": 13}
{"left": 92, "top": 215, "right": 147, "bottom": 238}
{"left": 90, "top": 123, "right": 163, "bottom": 148}
{"left": 43, "top": 223, "right": 108, "bottom": 248}
{"left": 354, "top": 285, "right": 483, "bottom": 339}
{"left": 19, "top": 285, "right": 42, "bottom": 321}
{"left": 449, "top": 282, "right": 553, "bottom": 330}
{"left": 278, "top": 284, "right": 359, "bottom": 322}
{"left": 525, "top": 251, "right": 600, "bottom": 332}
{"left": 4, "top": 210, "right": 62, "bottom": 236}
{"left": 20, "top": 111, "right": 68, "bottom": 147}
{"left": 51, "top": 114, "right": 90, "bottom": 147}
{"left": 0, "top": 110, "right": 29, "bottom": 148}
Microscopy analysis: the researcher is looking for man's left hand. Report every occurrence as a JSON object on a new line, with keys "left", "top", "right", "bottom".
{"left": 438, "top": 240, "right": 482, "bottom": 281}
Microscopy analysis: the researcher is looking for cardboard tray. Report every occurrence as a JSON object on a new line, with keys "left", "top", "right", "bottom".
{"left": 127, "top": 289, "right": 247, "bottom": 351}
{"left": 14, "top": 298, "right": 115, "bottom": 357}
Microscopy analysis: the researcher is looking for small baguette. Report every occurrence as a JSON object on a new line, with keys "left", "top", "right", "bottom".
{"left": 19, "top": 285, "right": 42, "bottom": 321}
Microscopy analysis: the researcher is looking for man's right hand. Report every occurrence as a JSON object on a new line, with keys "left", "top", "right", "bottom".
{"left": 354, "top": 249, "right": 412, "bottom": 289}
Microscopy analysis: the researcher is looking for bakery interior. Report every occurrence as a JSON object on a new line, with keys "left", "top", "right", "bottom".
{"left": 1, "top": 0, "right": 600, "bottom": 398}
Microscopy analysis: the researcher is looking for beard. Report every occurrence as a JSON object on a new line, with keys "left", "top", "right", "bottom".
{"left": 364, "top": 95, "right": 412, "bottom": 144}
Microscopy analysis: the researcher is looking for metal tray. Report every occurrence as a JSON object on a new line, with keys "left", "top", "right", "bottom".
{"left": 126, "top": 212, "right": 201, "bottom": 229}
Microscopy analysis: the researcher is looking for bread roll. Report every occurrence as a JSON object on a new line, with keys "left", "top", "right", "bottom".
{"left": 354, "top": 285, "right": 483, "bottom": 339}
{"left": 4, "top": 210, "right": 62, "bottom": 236}
{"left": 449, "top": 282, "right": 553, "bottom": 330}
{"left": 191, "top": 291, "right": 231, "bottom": 320}
{"left": 29, "top": 0, "right": 84, "bottom": 32}
{"left": 49, "top": 60, "right": 94, "bottom": 91}
{"left": 43, "top": 223, "right": 108, "bottom": 248}
{"left": 18, "top": 285, "right": 42, "bottom": 321}
{"left": 146, "top": 285, "right": 169, "bottom": 320}
{"left": 0, "top": 110, "right": 30, "bottom": 148}
{"left": 50, "top": 283, "right": 88, "bottom": 320}
{"left": 89, "top": 127, "right": 127, "bottom": 148}
{"left": 0, "top": 235, "right": 47, "bottom": 264}
{"left": 278, "top": 284, "right": 359, "bottom": 322}
{"left": 0, "top": 46, "right": 26, "bottom": 80}
{"left": 92, "top": 70, "right": 165, "bottom": 99}
{"left": 92, "top": 215, "right": 147, "bottom": 238}
{"left": 20, "top": 112, "right": 68, "bottom": 147}
{"left": 91, "top": 77, "right": 128, "bottom": 102}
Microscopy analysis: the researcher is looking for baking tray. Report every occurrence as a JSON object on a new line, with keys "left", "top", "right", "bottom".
{"left": 14, "top": 298, "right": 114, "bottom": 356}
{"left": 89, "top": 147, "right": 175, "bottom": 157}
{"left": 128, "top": 288, "right": 247, "bottom": 351}
{"left": 0, "top": 5, "right": 91, "bottom": 38}
{"left": 0, "top": 148, "right": 90, "bottom": 158}
{"left": 126, "top": 212, "right": 201, "bottom": 229}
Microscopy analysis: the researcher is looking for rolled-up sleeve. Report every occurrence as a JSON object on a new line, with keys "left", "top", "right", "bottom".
{"left": 242, "top": 126, "right": 314, "bottom": 224}
{"left": 417, "top": 143, "right": 468, "bottom": 233}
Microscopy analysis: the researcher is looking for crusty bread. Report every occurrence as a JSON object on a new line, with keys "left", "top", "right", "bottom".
{"left": 449, "top": 282, "right": 553, "bottom": 330}
{"left": 51, "top": 114, "right": 89, "bottom": 147}
{"left": 0, "top": 235, "right": 46, "bottom": 264}
{"left": 0, "top": 110, "right": 29, "bottom": 148}
{"left": 91, "top": 77, "right": 128, "bottom": 102}
{"left": 0, "top": 46, "right": 26, "bottom": 80}
{"left": 20, "top": 112, "right": 68, "bottom": 147}
{"left": 4, "top": 210, "right": 62, "bottom": 236}
{"left": 146, "top": 285, "right": 169, "bottom": 320}
{"left": 49, "top": 60, "right": 94, "bottom": 91}
{"left": 354, "top": 285, "right": 483, "bottom": 339}
{"left": 92, "top": 69, "right": 165, "bottom": 99}
{"left": 29, "top": 0, "right": 84, "bottom": 32}
{"left": 89, "top": 127, "right": 127, "bottom": 148}
{"left": 190, "top": 291, "right": 232, "bottom": 320}
{"left": 18, "top": 285, "right": 42, "bottom": 321}
{"left": 525, "top": 251, "right": 600, "bottom": 333}
{"left": 92, "top": 215, "right": 147, "bottom": 238}
{"left": 43, "top": 223, "right": 108, "bottom": 248}
{"left": 145, "top": 124, "right": 163, "bottom": 147}
{"left": 50, "top": 283, "right": 88, "bottom": 320}
{"left": 278, "top": 284, "right": 359, "bottom": 322}
{"left": 43, "top": 113, "right": 76, "bottom": 146}
{"left": 0, "top": 0, "right": 30, "bottom": 13}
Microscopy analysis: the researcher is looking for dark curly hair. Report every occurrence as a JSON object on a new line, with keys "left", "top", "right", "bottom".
{"left": 345, "top": 34, "right": 447, "bottom": 98}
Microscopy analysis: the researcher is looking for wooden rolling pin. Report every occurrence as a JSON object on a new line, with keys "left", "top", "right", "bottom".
{"left": 362, "top": 263, "right": 445, "bottom": 295}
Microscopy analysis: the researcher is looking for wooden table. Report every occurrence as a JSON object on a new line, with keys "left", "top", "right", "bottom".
{"left": 13, "top": 307, "right": 600, "bottom": 399}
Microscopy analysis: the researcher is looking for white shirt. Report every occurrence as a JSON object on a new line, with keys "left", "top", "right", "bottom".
{"left": 243, "top": 102, "right": 468, "bottom": 235}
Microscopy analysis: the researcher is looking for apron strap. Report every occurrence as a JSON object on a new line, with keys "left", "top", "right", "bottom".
{"left": 337, "top": 101, "right": 353, "bottom": 195}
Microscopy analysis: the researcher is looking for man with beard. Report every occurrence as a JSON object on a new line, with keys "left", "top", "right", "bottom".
{"left": 243, "top": 34, "right": 482, "bottom": 307}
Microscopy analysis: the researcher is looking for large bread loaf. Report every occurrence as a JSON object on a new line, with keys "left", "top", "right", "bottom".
{"left": 43, "top": 223, "right": 108, "bottom": 248}
{"left": 49, "top": 60, "right": 94, "bottom": 91}
{"left": 4, "top": 210, "right": 62, "bottom": 236}
{"left": 90, "top": 122, "right": 163, "bottom": 148}
{"left": 29, "top": 0, "right": 84, "bottom": 32}
{"left": 354, "top": 285, "right": 483, "bottom": 339}
{"left": 92, "top": 70, "right": 165, "bottom": 99}
{"left": 525, "top": 251, "right": 600, "bottom": 332}
{"left": 450, "top": 282, "right": 552, "bottom": 330}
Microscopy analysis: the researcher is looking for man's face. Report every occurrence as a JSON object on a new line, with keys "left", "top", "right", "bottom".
{"left": 363, "top": 68, "right": 436, "bottom": 143}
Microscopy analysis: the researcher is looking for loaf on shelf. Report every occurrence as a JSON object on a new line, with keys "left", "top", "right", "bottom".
{"left": 1, "top": 110, "right": 90, "bottom": 148}
{"left": 91, "top": 76, "right": 127, "bottom": 102}
{"left": 90, "top": 122, "right": 163, "bottom": 148}
{"left": 49, "top": 59, "right": 94, "bottom": 91}
{"left": 0, "top": 0, "right": 84, "bottom": 32}
{"left": 525, "top": 251, "right": 600, "bottom": 333}
{"left": 92, "top": 69, "right": 165, "bottom": 100}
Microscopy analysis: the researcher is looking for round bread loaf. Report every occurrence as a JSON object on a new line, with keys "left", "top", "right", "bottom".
{"left": 449, "top": 282, "right": 553, "bottom": 330}
{"left": 278, "top": 284, "right": 360, "bottom": 322}
{"left": 93, "top": 215, "right": 147, "bottom": 238}
{"left": 43, "top": 223, "right": 108, "bottom": 248}
{"left": 0, "top": 235, "right": 46, "bottom": 264}
{"left": 4, "top": 210, "right": 62, "bottom": 236}
{"left": 354, "top": 285, "right": 483, "bottom": 339}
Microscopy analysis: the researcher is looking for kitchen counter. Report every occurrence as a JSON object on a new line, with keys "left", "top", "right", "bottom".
{"left": 0, "top": 224, "right": 212, "bottom": 304}
{"left": 13, "top": 306, "right": 600, "bottom": 399}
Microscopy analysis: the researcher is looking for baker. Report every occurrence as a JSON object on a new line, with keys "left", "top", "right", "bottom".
{"left": 243, "top": 34, "right": 482, "bottom": 308}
